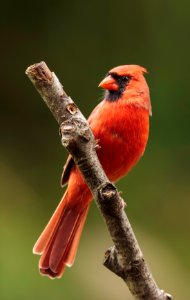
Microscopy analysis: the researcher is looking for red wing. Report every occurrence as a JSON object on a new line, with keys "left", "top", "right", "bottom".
{"left": 60, "top": 155, "right": 75, "bottom": 187}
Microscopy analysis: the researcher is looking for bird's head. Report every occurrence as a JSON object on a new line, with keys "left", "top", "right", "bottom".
{"left": 99, "top": 65, "right": 152, "bottom": 115}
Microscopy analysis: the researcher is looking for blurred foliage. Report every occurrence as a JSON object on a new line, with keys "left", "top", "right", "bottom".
{"left": 1, "top": 0, "right": 190, "bottom": 299}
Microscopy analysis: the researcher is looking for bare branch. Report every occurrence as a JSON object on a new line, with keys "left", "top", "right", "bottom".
{"left": 26, "top": 61, "right": 172, "bottom": 300}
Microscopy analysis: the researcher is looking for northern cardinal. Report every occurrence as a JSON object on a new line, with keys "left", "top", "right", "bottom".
{"left": 33, "top": 65, "right": 152, "bottom": 278}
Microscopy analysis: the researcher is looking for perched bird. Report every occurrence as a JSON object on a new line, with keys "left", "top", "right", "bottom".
{"left": 33, "top": 65, "right": 152, "bottom": 279}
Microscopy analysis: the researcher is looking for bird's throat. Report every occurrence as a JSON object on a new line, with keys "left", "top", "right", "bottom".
{"left": 104, "top": 88, "right": 125, "bottom": 102}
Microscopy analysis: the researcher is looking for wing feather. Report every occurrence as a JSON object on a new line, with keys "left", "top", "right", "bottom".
{"left": 60, "top": 155, "right": 74, "bottom": 187}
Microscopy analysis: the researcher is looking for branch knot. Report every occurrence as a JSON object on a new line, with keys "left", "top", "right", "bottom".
{"left": 66, "top": 103, "right": 78, "bottom": 115}
{"left": 60, "top": 119, "right": 92, "bottom": 148}
{"left": 100, "top": 182, "right": 117, "bottom": 199}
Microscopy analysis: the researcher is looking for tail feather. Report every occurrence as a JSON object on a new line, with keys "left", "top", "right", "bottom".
{"left": 34, "top": 190, "right": 90, "bottom": 278}
{"left": 51, "top": 205, "right": 89, "bottom": 278}
{"left": 64, "top": 205, "right": 90, "bottom": 267}
{"left": 33, "top": 191, "right": 69, "bottom": 255}
{"left": 49, "top": 209, "right": 80, "bottom": 272}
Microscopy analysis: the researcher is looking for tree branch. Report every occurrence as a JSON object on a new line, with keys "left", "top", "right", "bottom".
{"left": 25, "top": 61, "right": 172, "bottom": 300}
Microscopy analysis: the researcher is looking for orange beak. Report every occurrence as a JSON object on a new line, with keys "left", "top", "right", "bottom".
{"left": 98, "top": 75, "right": 118, "bottom": 91}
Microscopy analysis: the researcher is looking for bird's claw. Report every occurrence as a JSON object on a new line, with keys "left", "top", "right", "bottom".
{"left": 95, "top": 139, "right": 101, "bottom": 150}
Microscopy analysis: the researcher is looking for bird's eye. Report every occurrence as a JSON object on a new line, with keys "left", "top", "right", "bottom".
{"left": 122, "top": 76, "right": 130, "bottom": 82}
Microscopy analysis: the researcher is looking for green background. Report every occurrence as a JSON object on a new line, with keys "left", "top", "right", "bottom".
{"left": 1, "top": 1, "right": 190, "bottom": 299}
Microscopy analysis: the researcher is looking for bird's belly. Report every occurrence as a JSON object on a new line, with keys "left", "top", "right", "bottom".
{"left": 95, "top": 111, "right": 149, "bottom": 182}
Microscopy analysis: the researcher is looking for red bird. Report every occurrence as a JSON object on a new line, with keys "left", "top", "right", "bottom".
{"left": 33, "top": 65, "right": 152, "bottom": 278}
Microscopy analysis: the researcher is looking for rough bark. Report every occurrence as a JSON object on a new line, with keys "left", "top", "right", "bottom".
{"left": 26, "top": 61, "right": 172, "bottom": 300}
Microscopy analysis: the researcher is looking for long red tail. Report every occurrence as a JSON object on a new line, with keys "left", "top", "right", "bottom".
{"left": 33, "top": 191, "right": 90, "bottom": 278}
